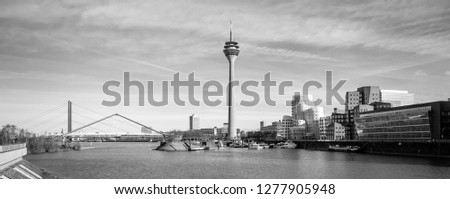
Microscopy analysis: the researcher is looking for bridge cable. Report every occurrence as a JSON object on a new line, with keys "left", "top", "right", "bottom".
{"left": 24, "top": 111, "right": 67, "bottom": 133}
{"left": 72, "top": 112, "right": 133, "bottom": 134}
{"left": 72, "top": 102, "right": 141, "bottom": 129}
{"left": 72, "top": 121, "right": 108, "bottom": 135}
{"left": 15, "top": 103, "right": 66, "bottom": 127}
{"left": 42, "top": 120, "right": 67, "bottom": 134}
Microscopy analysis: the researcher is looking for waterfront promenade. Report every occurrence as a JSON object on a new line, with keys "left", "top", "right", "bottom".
{"left": 291, "top": 140, "right": 450, "bottom": 158}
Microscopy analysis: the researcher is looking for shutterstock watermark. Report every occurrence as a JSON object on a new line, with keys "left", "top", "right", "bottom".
{"left": 101, "top": 71, "right": 347, "bottom": 107}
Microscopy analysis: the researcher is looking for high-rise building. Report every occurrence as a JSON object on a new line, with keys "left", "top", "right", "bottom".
{"left": 303, "top": 106, "right": 324, "bottom": 138}
{"left": 278, "top": 115, "right": 296, "bottom": 140}
{"left": 291, "top": 93, "right": 315, "bottom": 120}
{"left": 223, "top": 21, "right": 240, "bottom": 139}
{"left": 357, "top": 86, "right": 381, "bottom": 105}
{"left": 189, "top": 114, "right": 200, "bottom": 130}
{"left": 318, "top": 116, "right": 332, "bottom": 140}
{"left": 381, "top": 89, "right": 414, "bottom": 107}
{"left": 291, "top": 93, "right": 304, "bottom": 120}
{"left": 346, "top": 86, "right": 382, "bottom": 112}
{"left": 343, "top": 87, "right": 381, "bottom": 140}
{"left": 345, "top": 91, "right": 360, "bottom": 112}
{"left": 291, "top": 93, "right": 322, "bottom": 138}
{"left": 291, "top": 93, "right": 301, "bottom": 109}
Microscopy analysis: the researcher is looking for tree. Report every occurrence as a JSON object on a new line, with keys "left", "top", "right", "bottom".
{"left": 1, "top": 124, "right": 18, "bottom": 144}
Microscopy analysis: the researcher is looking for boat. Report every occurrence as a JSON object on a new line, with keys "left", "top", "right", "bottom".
{"left": 230, "top": 141, "right": 248, "bottom": 148}
{"left": 188, "top": 146, "right": 210, "bottom": 151}
{"left": 248, "top": 143, "right": 263, "bottom": 150}
{"left": 259, "top": 143, "right": 270, "bottom": 149}
{"left": 277, "top": 141, "right": 297, "bottom": 149}
{"left": 328, "top": 145, "right": 360, "bottom": 152}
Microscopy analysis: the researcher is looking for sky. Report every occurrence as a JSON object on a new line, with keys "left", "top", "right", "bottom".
{"left": 0, "top": 0, "right": 449, "bottom": 133}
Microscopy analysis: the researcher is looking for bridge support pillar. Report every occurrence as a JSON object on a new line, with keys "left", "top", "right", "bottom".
{"left": 68, "top": 100, "right": 72, "bottom": 133}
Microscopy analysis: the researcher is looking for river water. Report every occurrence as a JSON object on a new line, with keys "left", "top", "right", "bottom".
{"left": 25, "top": 142, "right": 450, "bottom": 179}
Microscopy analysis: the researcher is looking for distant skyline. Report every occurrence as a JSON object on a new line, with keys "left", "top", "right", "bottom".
{"left": 1, "top": 0, "right": 449, "bottom": 133}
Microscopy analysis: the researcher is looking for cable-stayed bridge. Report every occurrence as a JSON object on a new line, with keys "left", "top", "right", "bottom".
{"left": 15, "top": 101, "right": 165, "bottom": 140}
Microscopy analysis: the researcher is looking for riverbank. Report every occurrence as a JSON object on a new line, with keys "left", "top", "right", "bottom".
{"left": 26, "top": 137, "right": 81, "bottom": 154}
{"left": 292, "top": 140, "right": 450, "bottom": 158}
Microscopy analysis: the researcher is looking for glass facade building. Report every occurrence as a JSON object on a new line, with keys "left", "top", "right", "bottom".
{"left": 355, "top": 101, "right": 450, "bottom": 140}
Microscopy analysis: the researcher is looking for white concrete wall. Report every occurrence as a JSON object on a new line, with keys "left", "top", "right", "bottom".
{"left": 0, "top": 146, "right": 27, "bottom": 170}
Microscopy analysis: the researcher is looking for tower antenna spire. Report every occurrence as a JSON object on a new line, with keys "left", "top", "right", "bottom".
{"left": 229, "top": 20, "right": 233, "bottom": 41}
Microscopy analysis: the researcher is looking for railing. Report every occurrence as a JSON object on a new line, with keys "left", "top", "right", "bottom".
{"left": 0, "top": 143, "right": 27, "bottom": 153}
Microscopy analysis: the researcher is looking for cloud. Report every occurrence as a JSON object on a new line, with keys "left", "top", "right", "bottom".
{"left": 1, "top": 0, "right": 450, "bottom": 131}
{"left": 446, "top": 71, "right": 450, "bottom": 76}
{"left": 246, "top": 44, "right": 339, "bottom": 63}
{"left": 2, "top": 0, "right": 450, "bottom": 58}
{"left": 415, "top": 70, "right": 427, "bottom": 76}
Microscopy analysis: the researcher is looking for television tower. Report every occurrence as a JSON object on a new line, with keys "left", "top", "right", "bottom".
{"left": 223, "top": 21, "right": 240, "bottom": 139}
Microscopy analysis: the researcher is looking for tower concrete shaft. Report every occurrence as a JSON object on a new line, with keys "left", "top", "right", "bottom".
{"left": 223, "top": 22, "right": 239, "bottom": 139}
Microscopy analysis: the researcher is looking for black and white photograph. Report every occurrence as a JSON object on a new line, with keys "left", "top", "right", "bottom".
{"left": 1, "top": 0, "right": 450, "bottom": 198}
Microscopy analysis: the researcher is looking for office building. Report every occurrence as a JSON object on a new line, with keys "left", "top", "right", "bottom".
{"left": 345, "top": 91, "right": 360, "bottom": 112}
{"left": 303, "top": 107, "right": 324, "bottom": 137}
{"left": 381, "top": 89, "right": 414, "bottom": 107}
{"left": 326, "top": 122, "right": 347, "bottom": 140}
{"left": 189, "top": 114, "right": 200, "bottom": 130}
{"left": 370, "top": 102, "right": 392, "bottom": 110}
{"left": 318, "top": 116, "right": 332, "bottom": 140}
{"left": 345, "top": 86, "right": 382, "bottom": 112}
{"left": 261, "top": 121, "right": 278, "bottom": 133}
{"left": 291, "top": 93, "right": 323, "bottom": 138}
{"left": 355, "top": 101, "right": 450, "bottom": 140}
{"left": 261, "top": 115, "right": 301, "bottom": 140}
{"left": 331, "top": 108, "right": 348, "bottom": 124}
{"left": 289, "top": 125, "right": 307, "bottom": 141}
{"left": 291, "top": 93, "right": 310, "bottom": 120}
{"left": 200, "top": 128, "right": 217, "bottom": 136}
{"left": 357, "top": 86, "right": 381, "bottom": 105}
{"left": 278, "top": 115, "right": 298, "bottom": 140}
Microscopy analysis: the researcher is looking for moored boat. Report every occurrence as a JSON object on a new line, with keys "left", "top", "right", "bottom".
{"left": 230, "top": 141, "right": 248, "bottom": 148}
{"left": 188, "top": 146, "right": 210, "bottom": 151}
{"left": 248, "top": 143, "right": 263, "bottom": 150}
{"left": 277, "top": 141, "right": 297, "bottom": 149}
{"left": 259, "top": 143, "right": 270, "bottom": 149}
{"left": 328, "top": 145, "right": 360, "bottom": 152}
